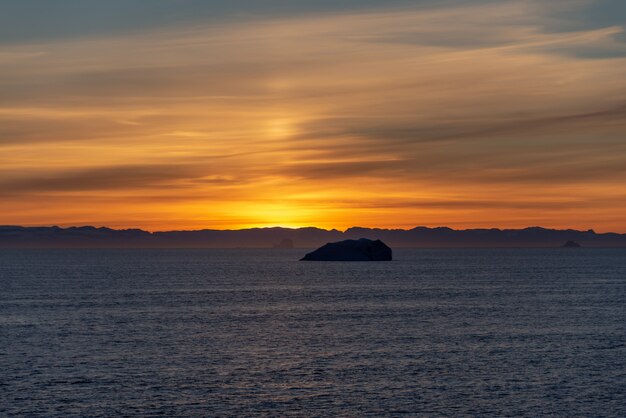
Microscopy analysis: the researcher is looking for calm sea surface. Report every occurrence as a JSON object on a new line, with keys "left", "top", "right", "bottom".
{"left": 1, "top": 249, "right": 625, "bottom": 417}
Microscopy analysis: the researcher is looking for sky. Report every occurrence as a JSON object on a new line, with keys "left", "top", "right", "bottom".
{"left": 1, "top": 0, "right": 625, "bottom": 231}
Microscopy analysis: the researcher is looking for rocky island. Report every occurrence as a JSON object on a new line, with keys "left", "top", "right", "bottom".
{"left": 300, "top": 238, "right": 392, "bottom": 261}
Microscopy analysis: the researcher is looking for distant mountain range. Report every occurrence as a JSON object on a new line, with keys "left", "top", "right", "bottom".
{"left": 1, "top": 225, "right": 625, "bottom": 248}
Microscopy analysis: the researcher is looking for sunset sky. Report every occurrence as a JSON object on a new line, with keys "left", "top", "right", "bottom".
{"left": 1, "top": 0, "right": 625, "bottom": 231}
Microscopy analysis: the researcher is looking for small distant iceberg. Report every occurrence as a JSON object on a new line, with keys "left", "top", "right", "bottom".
{"left": 562, "top": 240, "right": 582, "bottom": 248}
{"left": 300, "top": 238, "right": 392, "bottom": 261}
{"left": 272, "top": 238, "right": 294, "bottom": 249}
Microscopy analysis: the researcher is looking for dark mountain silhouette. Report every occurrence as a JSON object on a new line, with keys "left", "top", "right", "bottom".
{"left": 0, "top": 225, "right": 625, "bottom": 248}
{"left": 301, "top": 238, "right": 392, "bottom": 261}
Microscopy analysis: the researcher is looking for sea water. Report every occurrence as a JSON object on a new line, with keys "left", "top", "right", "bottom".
{"left": 1, "top": 249, "right": 625, "bottom": 417}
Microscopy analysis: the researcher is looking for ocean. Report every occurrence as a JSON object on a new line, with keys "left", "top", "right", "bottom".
{"left": 1, "top": 249, "right": 625, "bottom": 417}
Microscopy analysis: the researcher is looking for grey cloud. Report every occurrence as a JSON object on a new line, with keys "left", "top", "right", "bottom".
{"left": 0, "top": 116, "right": 160, "bottom": 145}
{"left": 293, "top": 103, "right": 626, "bottom": 147}
{"left": 463, "top": 159, "right": 626, "bottom": 184}
{"left": 277, "top": 131, "right": 626, "bottom": 187}
{"left": 0, "top": 163, "right": 212, "bottom": 195}
{"left": 0, "top": 66, "right": 275, "bottom": 107}
{"left": 280, "top": 159, "right": 412, "bottom": 180}
{"left": 318, "top": 197, "right": 626, "bottom": 210}
{"left": 0, "top": 1, "right": 495, "bottom": 44}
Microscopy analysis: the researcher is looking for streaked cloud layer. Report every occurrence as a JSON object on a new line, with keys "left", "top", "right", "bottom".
{"left": 1, "top": 0, "right": 625, "bottom": 230}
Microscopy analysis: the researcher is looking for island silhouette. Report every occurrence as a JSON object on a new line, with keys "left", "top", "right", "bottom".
{"left": 301, "top": 238, "right": 392, "bottom": 261}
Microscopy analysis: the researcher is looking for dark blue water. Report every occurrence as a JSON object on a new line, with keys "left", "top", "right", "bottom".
{"left": 1, "top": 249, "right": 625, "bottom": 417}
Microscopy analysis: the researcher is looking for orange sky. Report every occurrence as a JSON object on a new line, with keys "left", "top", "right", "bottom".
{"left": 1, "top": 1, "right": 626, "bottom": 232}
